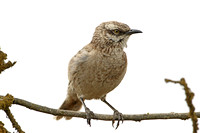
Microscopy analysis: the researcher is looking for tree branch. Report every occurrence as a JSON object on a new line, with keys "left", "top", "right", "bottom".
{"left": 0, "top": 95, "right": 200, "bottom": 122}
{"left": 0, "top": 121, "right": 11, "bottom": 133}
{"left": 165, "top": 78, "right": 199, "bottom": 133}
{"left": 4, "top": 108, "right": 25, "bottom": 133}
{"left": 0, "top": 94, "right": 25, "bottom": 133}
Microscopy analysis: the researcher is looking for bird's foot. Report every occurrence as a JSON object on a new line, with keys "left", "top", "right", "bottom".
{"left": 112, "top": 110, "right": 123, "bottom": 129}
{"left": 85, "top": 107, "right": 94, "bottom": 126}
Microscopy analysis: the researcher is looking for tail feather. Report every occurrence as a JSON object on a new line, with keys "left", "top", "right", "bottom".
{"left": 55, "top": 94, "right": 82, "bottom": 120}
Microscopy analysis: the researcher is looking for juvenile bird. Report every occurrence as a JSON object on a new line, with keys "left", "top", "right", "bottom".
{"left": 55, "top": 21, "right": 142, "bottom": 129}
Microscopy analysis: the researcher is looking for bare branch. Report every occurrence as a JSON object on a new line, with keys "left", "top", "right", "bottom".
{"left": 0, "top": 95, "right": 200, "bottom": 122}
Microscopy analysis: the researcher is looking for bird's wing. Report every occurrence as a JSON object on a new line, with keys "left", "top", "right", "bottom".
{"left": 68, "top": 44, "right": 93, "bottom": 81}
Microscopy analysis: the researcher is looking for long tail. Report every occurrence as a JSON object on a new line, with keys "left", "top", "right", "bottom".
{"left": 55, "top": 91, "right": 82, "bottom": 120}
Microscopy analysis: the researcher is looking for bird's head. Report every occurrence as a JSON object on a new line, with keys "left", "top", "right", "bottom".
{"left": 91, "top": 21, "right": 142, "bottom": 49}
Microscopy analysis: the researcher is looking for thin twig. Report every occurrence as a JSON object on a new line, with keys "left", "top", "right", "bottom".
{"left": 165, "top": 78, "right": 199, "bottom": 133}
{"left": 4, "top": 108, "right": 25, "bottom": 133}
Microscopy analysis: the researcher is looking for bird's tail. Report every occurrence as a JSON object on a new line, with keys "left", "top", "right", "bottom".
{"left": 55, "top": 91, "right": 82, "bottom": 120}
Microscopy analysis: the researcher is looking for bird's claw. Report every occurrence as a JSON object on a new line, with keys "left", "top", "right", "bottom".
{"left": 85, "top": 107, "right": 94, "bottom": 126}
{"left": 112, "top": 110, "right": 123, "bottom": 129}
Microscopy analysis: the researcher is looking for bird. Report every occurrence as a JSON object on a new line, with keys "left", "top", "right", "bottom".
{"left": 55, "top": 21, "right": 142, "bottom": 129}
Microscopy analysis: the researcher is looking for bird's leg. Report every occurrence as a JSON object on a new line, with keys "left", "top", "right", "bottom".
{"left": 101, "top": 97, "right": 123, "bottom": 129}
{"left": 80, "top": 97, "right": 94, "bottom": 126}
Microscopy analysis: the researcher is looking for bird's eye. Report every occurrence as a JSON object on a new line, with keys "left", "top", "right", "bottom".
{"left": 112, "top": 29, "right": 120, "bottom": 35}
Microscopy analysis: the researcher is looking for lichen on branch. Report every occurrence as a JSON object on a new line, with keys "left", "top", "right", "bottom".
{"left": 0, "top": 49, "right": 16, "bottom": 74}
{"left": 0, "top": 94, "right": 14, "bottom": 110}
{"left": 0, "top": 94, "right": 25, "bottom": 133}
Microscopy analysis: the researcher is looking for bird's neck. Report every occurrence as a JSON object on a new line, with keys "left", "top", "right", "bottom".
{"left": 91, "top": 41, "right": 125, "bottom": 57}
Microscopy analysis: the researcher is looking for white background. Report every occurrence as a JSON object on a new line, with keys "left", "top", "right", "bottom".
{"left": 0, "top": 0, "right": 200, "bottom": 132}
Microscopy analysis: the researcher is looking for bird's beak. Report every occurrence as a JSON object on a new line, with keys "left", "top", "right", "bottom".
{"left": 126, "top": 29, "right": 142, "bottom": 35}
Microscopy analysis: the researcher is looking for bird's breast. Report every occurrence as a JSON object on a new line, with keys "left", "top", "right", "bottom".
{"left": 71, "top": 49, "right": 127, "bottom": 99}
